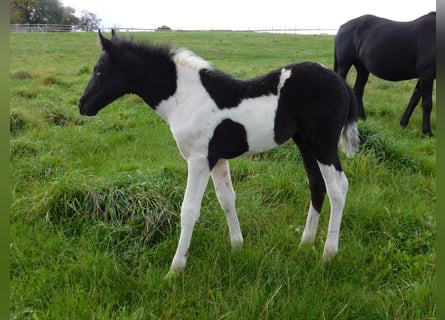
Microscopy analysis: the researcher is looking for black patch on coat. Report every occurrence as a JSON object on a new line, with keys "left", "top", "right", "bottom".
{"left": 116, "top": 42, "right": 177, "bottom": 108}
{"left": 200, "top": 69, "right": 281, "bottom": 109}
{"left": 208, "top": 119, "right": 249, "bottom": 169}
{"left": 273, "top": 62, "right": 355, "bottom": 171}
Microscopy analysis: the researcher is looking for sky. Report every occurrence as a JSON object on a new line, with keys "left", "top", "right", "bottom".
{"left": 61, "top": 0, "right": 436, "bottom": 32}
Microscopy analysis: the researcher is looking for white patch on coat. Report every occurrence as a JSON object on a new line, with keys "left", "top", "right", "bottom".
{"left": 157, "top": 58, "right": 295, "bottom": 160}
{"left": 278, "top": 68, "right": 292, "bottom": 94}
{"left": 316, "top": 162, "right": 349, "bottom": 261}
{"left": 157, "top": 63, "right": 218, "bottom": 159}
{"left": 220, "top": 95, "right": 279, "bottom": 154}
{"left": 300, "top": 203, "right": 320, "bottom": 245}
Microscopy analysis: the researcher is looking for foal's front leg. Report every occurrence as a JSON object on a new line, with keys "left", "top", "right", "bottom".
{"left": 211, "top": 160, "right": 243, "bottom": 249}
{"left": 167, "top": 158, "right": 210, "bottom": 277}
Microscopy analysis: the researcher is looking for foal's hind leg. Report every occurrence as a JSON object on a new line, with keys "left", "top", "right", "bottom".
{"left": 317, "top": 161, "right": 349, "bottom": 261}
{"left": 293, "top": 135, "right": 326, "bottom": 246}
{"left": 211, "top": 160, "right": 243, "bottom": 249}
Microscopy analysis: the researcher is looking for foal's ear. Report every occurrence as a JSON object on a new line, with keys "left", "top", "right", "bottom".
{"left": 111, "top": 29, "right": 119, "bottom": 42}
{"left": 98, "top": 30, "right": 116, "bottom": 54}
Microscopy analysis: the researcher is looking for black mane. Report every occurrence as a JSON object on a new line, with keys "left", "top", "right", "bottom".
{"left": 114, "top": 36, "right": 174, "bottom": 62}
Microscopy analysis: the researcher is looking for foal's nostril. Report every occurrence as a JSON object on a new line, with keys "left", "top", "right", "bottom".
{"left": 78, "top": 100, "right": 98, "bottom": 116}
{"left": 78, "top": 98, "right": 90, "bottom": 116}
{"left": 78, "top": 100, "right": 85, "bottom": 115}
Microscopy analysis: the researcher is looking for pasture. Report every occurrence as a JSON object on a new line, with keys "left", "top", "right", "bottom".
{"left": 10, "top": 31, "right": 435, "bottom": 319}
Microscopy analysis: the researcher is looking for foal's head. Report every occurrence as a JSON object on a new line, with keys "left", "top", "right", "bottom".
{"left": 79, "top": 30, "right": 134, "bottom": 116}
{"left": 79, "top": 30, "right": 177, "bottom": 115}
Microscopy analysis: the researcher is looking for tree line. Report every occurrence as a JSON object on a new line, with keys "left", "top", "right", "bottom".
{"left": 10, "top": 0, "right": 101, "bottom": 31}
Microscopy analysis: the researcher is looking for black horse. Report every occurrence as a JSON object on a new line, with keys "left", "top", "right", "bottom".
{"left": 334, "top": 12, "right": 436, "bottom": 135}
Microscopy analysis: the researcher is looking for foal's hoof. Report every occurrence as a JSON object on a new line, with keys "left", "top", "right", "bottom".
{"left": 231, "top": 240, "right": 244, "bottom": 251}
{"left": 164, "top": 270, "right": 180, "bottom": 281}
{"left": 322, "top": 246, "right": 338, "bottom": 262}
{"left": 164, "top": 260, "right": 186, "bottom": 280}
{"left": 298, "top": 241, "right": 314, "bottom": 250}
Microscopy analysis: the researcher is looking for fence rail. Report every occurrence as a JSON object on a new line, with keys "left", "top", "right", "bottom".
{"left": 10, "top": 23, "right": 99, "bottom": 32}
{"left": 10, "top": 24, "right": 337, "bottom": 34}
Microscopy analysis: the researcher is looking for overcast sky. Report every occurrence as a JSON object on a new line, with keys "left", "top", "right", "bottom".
{"left": 61, "top": 0, "right": 436, "bottom": 31}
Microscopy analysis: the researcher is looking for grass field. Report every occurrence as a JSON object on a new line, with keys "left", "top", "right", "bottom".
{"left": 10, "top": 31, "right": 435, "bottom": 319}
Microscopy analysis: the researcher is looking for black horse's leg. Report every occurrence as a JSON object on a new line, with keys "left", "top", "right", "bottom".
{"left": 335, "top": 64, "right": 352, "bottom": 80}
{"left": 353, "top": 63, "right": 369, "bottom": 120}
{"left": 400, "top": 80, "right": 422, "bottom": 128}
{"left": 420, "top": 77, "right": 434, "bottom": 136}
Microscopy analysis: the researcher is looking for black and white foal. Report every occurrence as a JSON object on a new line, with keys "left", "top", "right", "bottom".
{"left": 79, "top": 31, "right": 360, "bottom": 277}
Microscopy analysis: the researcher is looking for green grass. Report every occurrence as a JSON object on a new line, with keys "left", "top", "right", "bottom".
{"left": 10, "top": 31, "right": 435, "bottom": 319}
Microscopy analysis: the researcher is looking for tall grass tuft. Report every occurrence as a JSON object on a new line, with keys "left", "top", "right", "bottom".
{"left": 42, "top": 107, "right": 84, "bottom": 127}
{"left": 10, "top": 109, "right": 31, "bottom": 135}
{"left": 359, "top": 125, "right": 430, "bottom": 174}
{"left": 10, "top": 70, "right": 33, "bottom": 80}
{"left": 13, "top": 169, "right": 184, "bottom": 252}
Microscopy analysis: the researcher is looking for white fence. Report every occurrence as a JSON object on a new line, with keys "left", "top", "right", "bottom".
{"left": 11, "top": 24, "right": 74, "bottom": 32}
{"left": 10, "top": 24, "right": 102, "bottom": 32}
{"left": 10, "top": 24, "right": 337, "bottom": 34}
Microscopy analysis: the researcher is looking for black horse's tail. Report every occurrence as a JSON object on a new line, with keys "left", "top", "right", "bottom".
{"left": 333, "top": 43, "right": 338, "bottom": 73}
{"left": 339, "top": 83, "right": 360, "bottom": 157}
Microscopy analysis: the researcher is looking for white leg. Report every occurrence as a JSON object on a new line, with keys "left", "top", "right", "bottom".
{"left": 300, "top": 202, "right": 320, "bottom": 245}
{"left": 211, "top": 160, "right": 243, "bottom": 249}
{"left": 167, "top": 158, "right": 210, "bottom": 276}
{"left": 317, "top": 162, "right": 349, "bottom": 261}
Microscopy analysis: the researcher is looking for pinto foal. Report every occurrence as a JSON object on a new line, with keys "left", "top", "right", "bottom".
{"left": 79, "top": 31, "right": 359, "bottom": 277}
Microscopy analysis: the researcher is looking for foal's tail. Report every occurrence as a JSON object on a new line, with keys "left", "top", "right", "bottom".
{"left": 339, "top": 84, "right": 360, "bottom": 157}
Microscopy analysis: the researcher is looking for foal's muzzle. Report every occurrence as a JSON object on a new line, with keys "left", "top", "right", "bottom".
{"left": 78, "top": 100, "right": 98, "bottom": 116}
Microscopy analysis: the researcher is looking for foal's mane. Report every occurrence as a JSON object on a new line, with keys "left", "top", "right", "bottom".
{"left": 114, "top": 35, "right": 214, "bottom": 72}
{"left": 116, "top": 36, "right": 174, "bottom": 61}
{"left": 172, "top": 48, "right": 214, "bottom": 71}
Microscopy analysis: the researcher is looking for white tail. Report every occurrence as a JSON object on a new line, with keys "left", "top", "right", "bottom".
{"left": 339, "top": 121, "right": 359, "bottom": 157}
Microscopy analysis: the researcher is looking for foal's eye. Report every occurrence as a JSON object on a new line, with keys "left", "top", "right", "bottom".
{"left": 94, "top": 67, "right": 101, "bottom": 77}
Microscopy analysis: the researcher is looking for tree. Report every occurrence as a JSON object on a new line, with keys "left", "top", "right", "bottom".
{"left": 61, "top": 6, "right": 79, "bottom": 25}
{"left": 30, "top": 0, "right": 64, "bottom": 24}
{"left": 10, "top": 0, "right": 36, "bottom": 24}
{"left": 156, "top": 25, "right": 172, "bottom": 31}
{"left": 79, "top": 10, "right": 101, "bottom": 31}
{"left": 10, "top": 0, "right": 84, "bottom": 26}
